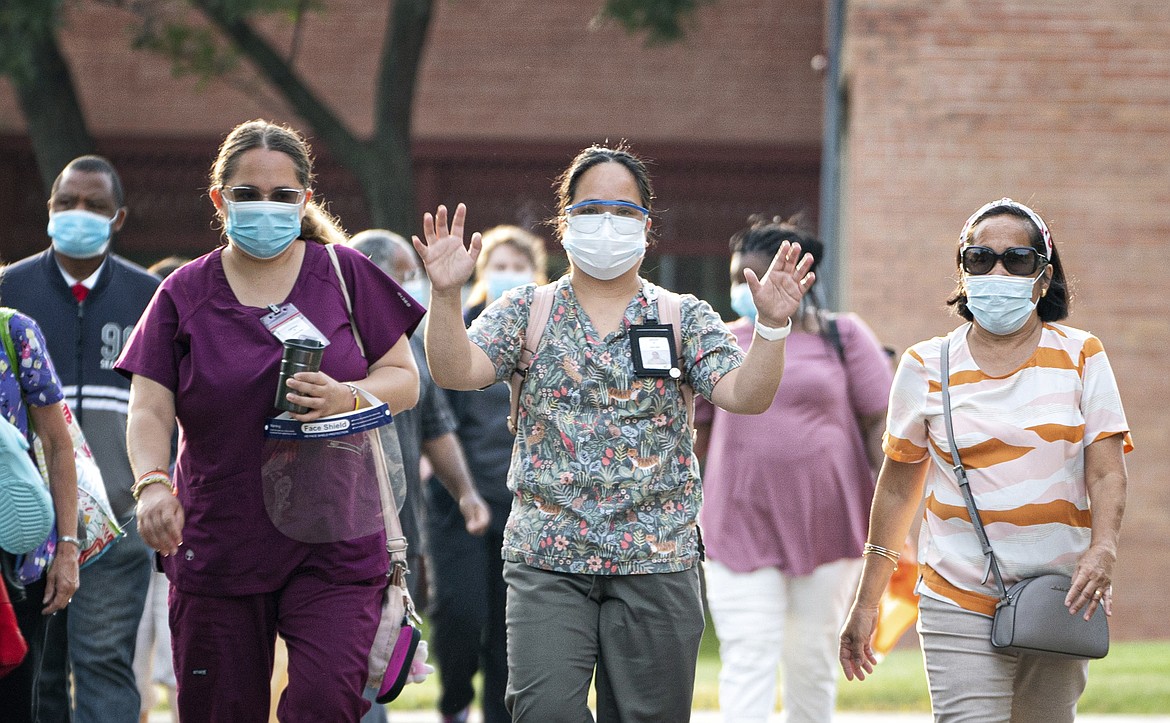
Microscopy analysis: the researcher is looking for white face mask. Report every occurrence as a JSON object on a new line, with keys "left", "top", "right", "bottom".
{"left": 964, "top": 274, "right": 1043, "bottom": 335}
{"left": 561, "top": 213, "right": 647, "bottom": 281}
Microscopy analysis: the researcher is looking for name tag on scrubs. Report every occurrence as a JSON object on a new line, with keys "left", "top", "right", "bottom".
{"left": 261, "top": 303, "right": 330, "bottom": 346}
{"left": 629, "top": 323, "right": 681, "bottom": 379}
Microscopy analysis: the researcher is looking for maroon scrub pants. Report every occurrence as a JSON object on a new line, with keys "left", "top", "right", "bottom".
{"left": 168, "top": 571, "right": 385, "bottom": 722}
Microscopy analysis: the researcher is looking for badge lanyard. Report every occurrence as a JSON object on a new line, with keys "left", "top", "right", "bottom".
{"left": 261, "top": 303, "right": 331, "bottom": 346}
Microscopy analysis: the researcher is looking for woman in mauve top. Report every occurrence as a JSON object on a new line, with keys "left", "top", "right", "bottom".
{"left": 696, "top": 217, "right": 892, "bottom": 723}
{"left": 116, "top": 120, "right": 423, "bottom": 723}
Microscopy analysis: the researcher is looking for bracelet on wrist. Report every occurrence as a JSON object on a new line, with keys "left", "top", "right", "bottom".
{"left": 754, "top": 317, "right": 792, "bottom": 341}
{"left": 57, "top": 535, "right": 82, "bottom": 548}
{"left": 863, "top": 542, "right": 901, "bottom": 570}
{"left": 343, "top": 382, "right": 360, "bottom": 411}
{"left": 132, "top": 469, "right": 175, "bottom": 501}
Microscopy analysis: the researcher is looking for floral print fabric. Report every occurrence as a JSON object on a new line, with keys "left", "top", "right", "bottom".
{"left": 0, "top": 310, "right": 65, "bottom": 435}
{"left": 468, "top": 277, "right": 744, "bottom": 574}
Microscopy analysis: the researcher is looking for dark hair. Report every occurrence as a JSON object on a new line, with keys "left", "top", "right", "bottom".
{"left": 52, "top": 155, "right": 125, "bottom": 208}
{"left": 209, "top": 120, "right": 347, "bottom": 245}
{"left": 729, "top": 213, "right": 823, "bottom": 277}
{"left": 551, "top": 143, "right": 654, "bottom": 240}
{"left": 946, "top": 204, "right": 1070, "bottom": 322}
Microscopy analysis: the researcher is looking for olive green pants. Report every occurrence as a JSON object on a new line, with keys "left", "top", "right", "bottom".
{"left": 503, "top": 562, "right": 705, "bottom": 723}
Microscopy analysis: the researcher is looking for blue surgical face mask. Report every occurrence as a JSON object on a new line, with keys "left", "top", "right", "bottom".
{"left": 963, "top": 273, "right": 1043, "bottom": 335}
{"left": 47, "top": 209, "right": 116, "bottom": 259}
{"left": 224, "top": 200, "right": 302, "bottom": 260}
{"left": 402, "top": 278, "right": 429, "bottom": 307}
{"left": 485, "top": 270, "right": 535, "bottom": 303}
{"left": 730, "top": 283, "right": 756, "bottom": 322}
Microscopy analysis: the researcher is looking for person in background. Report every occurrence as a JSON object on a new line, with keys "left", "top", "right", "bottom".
{"left": 0, "top": 306, "right": 80, "bottom": 721}
{"left": 348, "top": 229, "right": 490, "bottom": 723}
{"left": 130, "top": 256, "right": 188, "bottom": 723}
{"left": 428, "top": 225, "right": 549, "bottom": 723}
{"left": 839, "top": 198, "right": 1131, "bottom": 722}
{"left": 695, "top": 216, "right": 893, "bottom": 722}
{"left": 0, "top": 155, "right": 159, "bottom": 723}
{"left": 117, "top": 120, "right": 424, "bottom": 722}
{"left": 413, "top": 143, "right": 815, "bottom": 722}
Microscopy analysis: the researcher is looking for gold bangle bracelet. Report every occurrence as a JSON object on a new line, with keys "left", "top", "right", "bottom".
{"left": 863, "top": 543, "right": 901, "bottom": 569}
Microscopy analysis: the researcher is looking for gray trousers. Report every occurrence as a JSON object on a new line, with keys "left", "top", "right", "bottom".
{"left": 503, "top": 562, "right": 705, "bottom": 723}
{"left": 918, "top": 595, "right": 1089, "bottom": 722}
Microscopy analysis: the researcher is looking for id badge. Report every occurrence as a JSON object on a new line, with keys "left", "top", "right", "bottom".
{"left": 261, "top": 303, "right": 331, "bottom": 346}
{"left": 629, "top": 323, "right": 681, "bottom": 379}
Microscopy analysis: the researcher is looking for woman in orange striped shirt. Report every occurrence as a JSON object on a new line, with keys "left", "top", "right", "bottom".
{"left": 838, "top": 199, "right": 1131, "bottom": 722}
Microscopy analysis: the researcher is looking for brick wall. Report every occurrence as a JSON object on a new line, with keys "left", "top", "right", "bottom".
{"left": 0, "top": 0, "right": 826, "bottom": 143}
{"left": 844, "top": 0, "right": 1170, "bottom": 639}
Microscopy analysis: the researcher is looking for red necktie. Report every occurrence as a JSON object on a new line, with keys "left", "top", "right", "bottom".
{"left": 71, "top": 283, "right": 89, "bottom": 303}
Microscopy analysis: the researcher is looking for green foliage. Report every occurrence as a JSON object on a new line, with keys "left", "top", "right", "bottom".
{"left": 131, "top": 21, "right": 240, "bottom": 86}
{"left": 0, "top": 0, "right": 65, "bottom": 79}
{"left": 596, "top": 0, "right": 714, "bottom": 45}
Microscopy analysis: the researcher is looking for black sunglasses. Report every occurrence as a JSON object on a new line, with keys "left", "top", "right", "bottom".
{"left": 961, "top": 245, "right": 1047, "bottom": 276}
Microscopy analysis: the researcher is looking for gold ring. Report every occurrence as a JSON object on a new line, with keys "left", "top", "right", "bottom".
{"left": 1093, "top": 589, "right": 1103, "bottom": 599}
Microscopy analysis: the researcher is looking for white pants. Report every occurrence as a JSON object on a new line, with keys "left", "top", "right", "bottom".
{"left": 704, "top": 557, "right": 863, "bottom": 723}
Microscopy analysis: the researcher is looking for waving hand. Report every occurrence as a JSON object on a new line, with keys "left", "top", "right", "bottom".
{"left": 744, "top": 240, "right": 816, "bottom": 328}
{"left": 411, "top": 204, "right": 482, "bottom": 295}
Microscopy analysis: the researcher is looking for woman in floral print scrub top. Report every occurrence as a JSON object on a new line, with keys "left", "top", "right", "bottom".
{"left": 413, "top": 144, "right": 815, "bottom": 722}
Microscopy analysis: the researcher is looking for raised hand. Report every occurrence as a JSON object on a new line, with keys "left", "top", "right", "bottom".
{"left": 743, "top": 240, "right": 815, "bottom": 328}
{"left": 411, "top": 204, "right": 482, "bottom": 295}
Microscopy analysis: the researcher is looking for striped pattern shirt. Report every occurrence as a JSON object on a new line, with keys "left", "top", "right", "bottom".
{"left": 884, "top": 322, "right": 1133, "bottom": 615}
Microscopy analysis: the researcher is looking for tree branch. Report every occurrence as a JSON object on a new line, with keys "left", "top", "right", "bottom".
{"left": 190, "top": 0, "right": 366, "bottom": 168}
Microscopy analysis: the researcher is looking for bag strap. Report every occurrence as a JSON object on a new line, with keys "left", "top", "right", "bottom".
{"left": 0, "top": 308, "right": 17, "bottom": 377}
{"left": 508, "top": 283, "right": 556, "bottom": 435}
{"left": 0, "top": 309, "right": 32, "bottom": 441}
{"left": 822, "top": 311, "right": 847, "bottom": 363}
{"left": 325, "top": 244, "right": 366, "bottom": 359}
{"left": 652, "top": 286, "right": 694, "bottom": 432}
{"left": 325, "top": 246, "right": 413, "bottom": 604}
{"left": 940, "top": 336, "right": 1009, "bottom": 602}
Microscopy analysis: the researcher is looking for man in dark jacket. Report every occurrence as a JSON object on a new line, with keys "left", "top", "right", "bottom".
{"left": 0, "top": 155, "right": 159, "bottom": 723}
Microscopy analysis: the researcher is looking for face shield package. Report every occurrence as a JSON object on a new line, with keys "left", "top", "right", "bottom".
{"left": 262, "top": 399, "right": 406, "bottom": 544}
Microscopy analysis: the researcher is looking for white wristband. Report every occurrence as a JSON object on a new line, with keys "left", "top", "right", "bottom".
{"left": 754, "top": 317, "right": 792, "bottom": 341}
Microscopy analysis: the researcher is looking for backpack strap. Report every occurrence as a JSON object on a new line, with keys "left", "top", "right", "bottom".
{"left": 653, "top": 289, "right": 694, "bottom": 433}
{"left": 506, "top": 284, "right": 695, "bottom": 435}
{"left": 821, "top": 311, "right": 846, "bottom": 363}
{"left": 508, "top": 284, "right": 557, "bottom": 435}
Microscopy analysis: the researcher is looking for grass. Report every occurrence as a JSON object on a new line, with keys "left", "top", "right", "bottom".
{"left": 389, "top": 613, "right": 1170, "bottom": 715}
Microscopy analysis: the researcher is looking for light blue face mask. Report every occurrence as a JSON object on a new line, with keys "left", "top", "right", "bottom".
{"left": 730, "top": 283, "right": 756, "bottom": 322}
{"left": 964, "top": 273, "right": 1043, "bottom": 335}
{"left": 224, "top": 200, "right": 302, "bottom": 260}
{"left": 402, "top": 278, "right": 429, "bottom": 307}
{"left": 485, "top": 270, "right": 534, "bottom": 303}
{"left": 47, "top": 209, "right": 116, "bottom": 259}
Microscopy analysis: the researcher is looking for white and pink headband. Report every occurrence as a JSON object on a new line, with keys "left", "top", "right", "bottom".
{"left": 959, "top": 198, "right": 1053, "bottom": 258}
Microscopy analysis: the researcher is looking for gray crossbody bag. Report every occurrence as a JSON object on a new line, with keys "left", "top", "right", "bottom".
{"left": 940, "top": 337, "right": 1108, "bottom": 659}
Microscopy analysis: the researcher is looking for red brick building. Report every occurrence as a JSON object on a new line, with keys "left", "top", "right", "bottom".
{"left": 1, "top": 0, "right": 1166, "bottom": 640}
